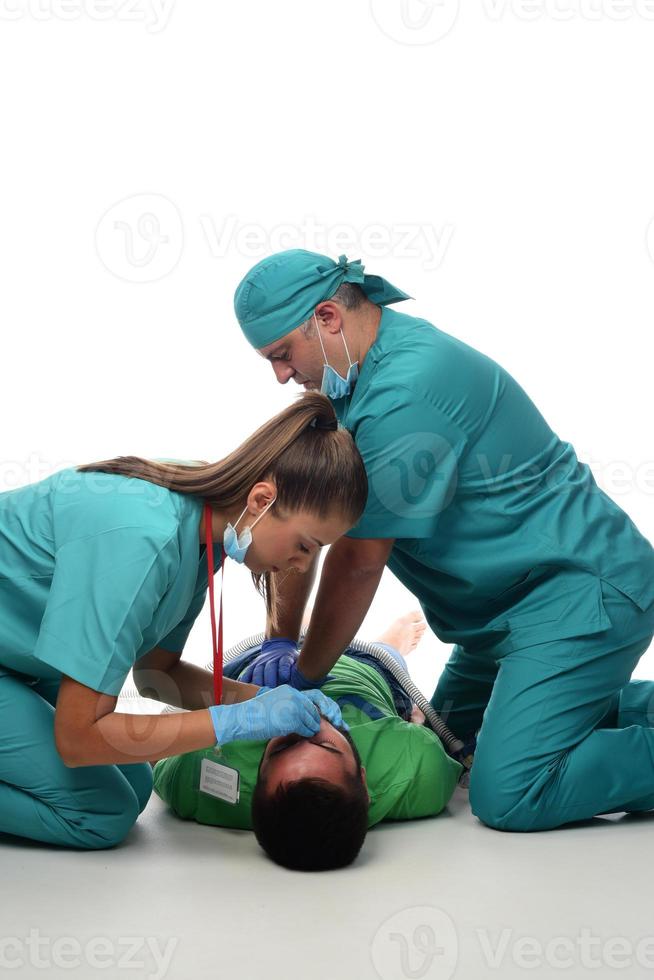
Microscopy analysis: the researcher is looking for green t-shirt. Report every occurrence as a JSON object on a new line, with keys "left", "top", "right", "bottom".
{"left": 153, "top": 654, "right": 462, "bottom": 830}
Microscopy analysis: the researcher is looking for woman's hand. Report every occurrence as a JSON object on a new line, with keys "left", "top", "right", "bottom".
{"left": 208, "top": 685, "right": 347, "bottom": 745}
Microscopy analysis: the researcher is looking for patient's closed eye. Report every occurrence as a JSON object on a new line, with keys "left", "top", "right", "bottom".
{"left": 318, "top": 739, "right": 341, "bottom": 753}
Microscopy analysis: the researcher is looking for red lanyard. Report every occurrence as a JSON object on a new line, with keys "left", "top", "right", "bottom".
{"left": 204, "top": 503, "right": 224, "bottom": 706}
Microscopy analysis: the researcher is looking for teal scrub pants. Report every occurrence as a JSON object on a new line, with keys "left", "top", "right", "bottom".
{"left": 0, "top": 671, "right": 153, "bottom": 849}
{"left": 431, "top": 578, "right": 654, "bottom": 831}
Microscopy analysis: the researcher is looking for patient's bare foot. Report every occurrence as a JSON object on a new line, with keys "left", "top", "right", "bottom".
{"left": 409, "top": 704, "right": 427, "bottom": 725}
{"left": 377, "top": 611, "right": 427, "bottom": 657}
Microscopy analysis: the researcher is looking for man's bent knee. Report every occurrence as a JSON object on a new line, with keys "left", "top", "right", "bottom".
{"left": 468, "top": 763, "right": 535, "bottom": 832}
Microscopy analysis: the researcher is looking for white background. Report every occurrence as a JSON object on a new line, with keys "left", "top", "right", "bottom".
{"left": 1, "top": 0, "right": 652, "bottom": 699}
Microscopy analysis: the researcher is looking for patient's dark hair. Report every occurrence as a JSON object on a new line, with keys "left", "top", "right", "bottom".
{"left": 251, "top": 728, "right": 369, "bottom": 872}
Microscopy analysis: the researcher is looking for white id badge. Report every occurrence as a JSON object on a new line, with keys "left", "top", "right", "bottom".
{"left": 199, "top": 757, "right": 240, "bottom": 805}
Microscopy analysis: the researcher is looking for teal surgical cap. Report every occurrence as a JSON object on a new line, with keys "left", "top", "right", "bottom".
{"left": 233, "top": 249, "right": 412, "bottom": 349}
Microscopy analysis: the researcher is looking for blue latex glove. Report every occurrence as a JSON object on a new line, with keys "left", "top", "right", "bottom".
{"left": 238, "top": 638, "right": 298, "bottom": 687}
{"left": 239, "top": 638, "right": 334, "bottom": 690}
{"left": 208, "top": 685, "right": 348, "bottom": 745}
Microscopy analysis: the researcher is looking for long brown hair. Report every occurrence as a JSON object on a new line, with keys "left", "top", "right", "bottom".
{"left": 76, "top": 393, "right": 368, "bottom": 627}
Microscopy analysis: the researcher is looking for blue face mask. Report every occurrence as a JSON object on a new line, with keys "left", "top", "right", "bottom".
{"left": 223, "top": 495, "right": 276, "bottom": 564}
{"left": 314, "top": 314, "right": 359, "bottom": 400}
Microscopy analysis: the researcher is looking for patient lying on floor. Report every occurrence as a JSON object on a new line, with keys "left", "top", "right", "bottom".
{"left": 153, "top": 612, "right": 462, "bottom": 871}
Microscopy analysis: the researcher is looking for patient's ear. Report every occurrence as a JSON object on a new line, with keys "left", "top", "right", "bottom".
{"left": 360, "top": 766, "right": 370, "bottom": 803}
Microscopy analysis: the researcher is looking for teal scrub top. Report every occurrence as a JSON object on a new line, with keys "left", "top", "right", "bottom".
{"left": 336, "top": 307, "right": 654, "bottom": 655}
{"left": 0, "top": 466, "right": 220, "bottom": 695}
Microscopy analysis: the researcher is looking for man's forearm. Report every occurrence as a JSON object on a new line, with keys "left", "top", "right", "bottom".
{"left": 297, "top": 546, "right": 386, "bottom": 681}
{"left": 267, "top": 555, "right": 319, "bottom": 640}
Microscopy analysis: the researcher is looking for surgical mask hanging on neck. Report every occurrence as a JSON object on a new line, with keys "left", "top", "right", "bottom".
{"left": 223, "top": 495, "right": 276, "bottom": 564}
{"left": 314, "top": 314, "right": 359, "bottom": 400}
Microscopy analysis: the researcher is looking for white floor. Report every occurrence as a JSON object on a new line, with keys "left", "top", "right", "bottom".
{"left": 2, "top": 784, "right": 653, "bottom": 980}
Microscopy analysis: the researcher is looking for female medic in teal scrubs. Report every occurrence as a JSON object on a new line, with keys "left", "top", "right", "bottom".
{"left": 232, "top": 248, "right": 654, "bottom": 834}
{"left": 0, "top": 392, "right": 367, "bottom": 849}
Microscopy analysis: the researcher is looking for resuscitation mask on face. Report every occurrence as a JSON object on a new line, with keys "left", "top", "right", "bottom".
{"left": 223, "top": 495, "right": 276, "bottom": 564}
{"left": 314, "top": 314, "right": 359, "bottom": 399}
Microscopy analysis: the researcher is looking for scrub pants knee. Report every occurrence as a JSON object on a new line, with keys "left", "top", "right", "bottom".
{"left": 0, "top": 670, "right": 153, "bottom": 849}
{"left": 430, "top": 644, "right": 499, "bottom": 744}
{"left": 466, "top": 581, "right": 654, "bottom": 832}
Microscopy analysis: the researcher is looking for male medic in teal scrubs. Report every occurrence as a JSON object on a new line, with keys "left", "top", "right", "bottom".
{"left": 233, "top": 248, "right": 654, "bottom": 833}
